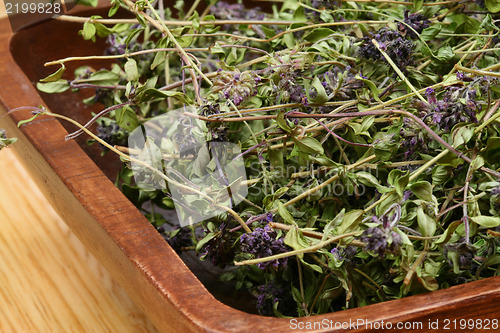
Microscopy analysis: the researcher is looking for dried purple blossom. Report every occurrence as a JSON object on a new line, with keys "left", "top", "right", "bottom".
{"left": 358, "top": 28, "right": 415, "bottom": 71}
{"left": 96, "top": 122, "right": 128, "bottom": 148}
{"left": 164, "top": 226, "right": 193, "bottom": 254}
{"left": 210, "top": 1, "right": 265, "bottom": 21}
{"left": 0, "top": 129, "right": 15, "bottom": 151}
{"left": 400, "top": 118, "right": 430, "bottom": 160}
{"left": 398, "top": 11, "right": 431, "bottom": 39}
{"left": 255, "top": 281, "right": 295, "bottom": 316}
{"left": 212, "top": 70, "right": 259, "bottom": 106}
{"left": 274, "top": 71, "right": 308, "bottom": 105}
{"left": 444, "top": 241, "right": 476, "bottom": 270}
{"left": 240, "top": 224, "right": 289, "bottom": 270}
{"left": 201, "top": 232, "right": 235, "bottom": 268}
{"left": 418, "top": 84, "right": 483, "bottom": 131}
{"left": 305, "top": 0, "right": 340, "bottom": 22}
{"left": 315, "top": 67, "right": 364, "bottom": 101}
{"left": 360, "top": 204, "right": 403, "bottom": 257}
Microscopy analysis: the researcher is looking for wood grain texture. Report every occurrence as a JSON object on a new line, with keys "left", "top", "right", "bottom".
{"left": 0, "top": 149, "right": 159, "bottom": 333}
{"left": 1, "top": 2, "right": 500, "bottom": 332}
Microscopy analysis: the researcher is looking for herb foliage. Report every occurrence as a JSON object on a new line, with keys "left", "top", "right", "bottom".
{"left": 34, "top": 0, "right": 500, "bottom": 317}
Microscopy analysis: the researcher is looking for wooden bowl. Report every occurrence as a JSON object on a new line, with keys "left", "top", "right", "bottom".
{"left": 1, "top": 5, "right": 499, "bottom": 333}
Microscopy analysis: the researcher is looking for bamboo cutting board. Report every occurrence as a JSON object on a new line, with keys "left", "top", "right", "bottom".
{"left": 0, "top": 149, "right": 158, "bottom": 332}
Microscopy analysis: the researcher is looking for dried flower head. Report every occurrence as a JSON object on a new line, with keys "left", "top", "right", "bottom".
{"left": 360, "top": 204, "right": 403, "bottom": 257}
{"left": 398, "top": 11, "right": 431, "bottom": 39}
{"left": 0, "top": 129, "right": 16, "bottom": 151}
{"left": 255, "top": 281, "right": 295, "bottom": 316}
{"left": 240, "top": 224, "right": 289, "bottom": 270}
{"left": 358, "top": 28, "right": 415, "bottom": 71}
{"left": 212, "top": 69, "right": 259, "bottom": 106}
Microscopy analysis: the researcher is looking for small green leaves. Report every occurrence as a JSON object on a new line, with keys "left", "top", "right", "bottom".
{"left": 278, "top": 202, "right": 295, "bottom": 224}
{"left": 134, "top": 88, "right": 193, "bottom": 104}
{"left": 17, "top": 112, "right": 45, "bottom": 127}
{"left": 74, "top": 70, "right": 121, "bottom": 87}
{"left": 292, "top": 136, "right": 324, "bottom": 155}
{"left": 40, "top": 65, "right": 66, "bottom": 83}
{"left": 485, "top": 0, "right": 500, "bottom": 13}
{"left": 409, "top": 181, "right": 433, "bottom": 202}
{"left": 124, "top": 58, "right": 140, "bottom": 82}
{"left": 115, "top": 106, "right": 139, "bottom": 131}
{"left": 80, "top": 21, "right": 97, "bottom": 41}
{"left": 417, "top": 207, "right": 436, "bottom": 237}
{"left": 471, "top": 216, "right": 500, "bottom": 228}
{"left": 37, "top": 80, "right": 70, "bottom": 93}
{"left": 388, "top": 169, "right": 410, "bottom": 197}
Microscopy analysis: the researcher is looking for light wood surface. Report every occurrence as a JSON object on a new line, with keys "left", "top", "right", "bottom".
{"left": 0, "top": 150, "right": 159, "bottom": 332}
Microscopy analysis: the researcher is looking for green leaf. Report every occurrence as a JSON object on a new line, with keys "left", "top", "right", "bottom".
{"left": 417, "top": 207, "right": 436, "bottom": 237}
{"left": 40, "top": 65, "right": 66, "bottom": 83}
{"left": 303, "top": 28, "right": 335, "bottom": 43}
{"left": 17, "top": 112, "right": 45, "bottom": 127}
{"left": 388, "top": 169, "right": 409, "bottom": 197}
{"left": 115, "top": 106, "right": 139, "bottom": 131}
{"left": 75, "top": 70, "right": 121, "bottom": 87}
{"left": 276, "top": 111, "right": 292, "bottom": 133}
{"left": 338, "top": 209, "right": 364, "bottom": 234}
{"left": 80, "top": 21, "right": 96, "bottom": 41}
{"left": 284, "top": 225, "right": 311, "bottom": 259}
{"left": 409, "top": 181, "right": 433, "bottom": 202}
{"left": 432, "top": 165, "right": 449, "bottom": 185}
{"left": 481, "top": 137, "right": 500, "bottom": 164}
{"left": 134, "top": 88, "right": 193, "bottom": 104}
{"left": 124, "top": 58, "right": 140, "bottom": 81}
{"left": 356, "top": 76, "right": 382, "bottom": 103}
{"left": 434, "top": 220, "right": 462, "bottom": 245}
{"left": 309, "top": 76, "right": 328, "bottom": 104}
{"left": 485, "top": 0, "right": 500, "bottom": 13}
{"left": 76, "top": 0, "right": 98, "bottom": 6}
{"left": 278, "top": 202, "right": 295, "bottom": 224}
{"left": 412, "top": 0, "right": 423, "bottom": 11}
{"left": 436, "top": 44, "right": 454, "bottom": 61}
{"left": 292, "top": 136, "right": 324, "bottom": 155}
{"left": 471, "top": 216, "right": 500, "bottom": 228}
{"left": 151, "top": 50, "right": 166, "bottom": 70}
{"left": 36, "top": 80, "right": 70, "bottom": 93}
{"left": 452, "top": 125, "right": 474, "bottom": 147}
{"left": 267, "top": 148, "right": 284, "bottom": 169}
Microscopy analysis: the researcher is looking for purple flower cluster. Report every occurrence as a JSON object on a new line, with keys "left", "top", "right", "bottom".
{"left": 398, "top": 11, "right": 431, "bottom": 39}
{"left": 361, "top": 227, "right": 402, "bottom": 257}
{"left": 305, "top": 0, "right": 340, "bottom": 21}
{"left": 210, "top": 1, "right": 265, "bottom": 21}
{"left": 360, "top": 205, "right": 403, "bottom": 257}
{"left": 358, "top": 28, "right": 415, "bottom": 71}
{"left": 255, "top": 281, "right": 294, "bottom": 316}
{"left": 201, "top": 232, "right": 235, "bottom": 268}
{"left": 444, "top": 241, "right": 476, "bottom": 270}
{"left": 316, "top": 67, "right": 364, "bottom": 101}
{"left": 212, "top": 70, "right": 260, "bottom": 106}
{"left": 275, "top": 71, "right": 309, "bottom": 105}
{"left": 240, "top": 224, "right": 289, "bottom": 270}
{"left": 417, "top": 86, "right": 479, "bottom": 131}
{"left": 400, "top": 118, "right": 430, "bottom": 160}
{"left": 163, "top": 226, "right": 193, "bottom": 254}
{"left": 105, "top": 34, "right": 127, "bottom": 55}
{"left": 96, "top": 122, "right": 128, "bottom": 148}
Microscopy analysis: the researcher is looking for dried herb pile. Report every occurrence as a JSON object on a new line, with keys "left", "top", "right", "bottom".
{"left": 34, "top": 0, "right": 500, "bottom": 317}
